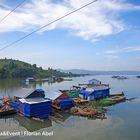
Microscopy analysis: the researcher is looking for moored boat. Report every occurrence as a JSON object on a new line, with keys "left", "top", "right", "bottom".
{"left": 107, "top": 95, "right": 126, "bottom": 102}
{"left": 112, "top": 76, "right": 128, "bottom": 80}
{"left": 0, "top": 109, "right": 16, "bottom": 117}
{"left": 0, "top": 104, "right": 16, "bottom": 117}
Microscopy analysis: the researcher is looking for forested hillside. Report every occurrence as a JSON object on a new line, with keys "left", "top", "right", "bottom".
{"left": 0, "top": 59, "right": 77, "bottom": 78}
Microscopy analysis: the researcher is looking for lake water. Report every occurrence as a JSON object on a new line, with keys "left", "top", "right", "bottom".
{"left": 0, "top": 75, "right": 140, "bottom": 140}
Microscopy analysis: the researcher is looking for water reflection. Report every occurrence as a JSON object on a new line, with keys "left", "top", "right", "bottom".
{"left": 0, "top": 76, "right": 140, "bottom": 140}
{"left": 15, "top": 115, "right": 52, "bottom": 132}
{"left": 0, "top": 79, "right": 23, "bottom": 98}
{"left": 0, "top": 111, "right": 108, "bottom": 133}
{"left": 0, "top": 79, "right": 23, "bottom": 90}
{"left": 0, "top": 78, "right": 67, "bottom": 98}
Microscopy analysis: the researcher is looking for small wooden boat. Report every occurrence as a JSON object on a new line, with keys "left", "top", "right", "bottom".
{"left": 0, "top": 104, "right": 16, "bottom": 117}
{"left": 110, "top": 92, "right": 125, "bottom": 97}
{"left": 0, "top": 109, "right": 16, "bottom": 117}
{"left": 112, "top": 76, "right": 128, "bottom": 80}
{"left": 106, "top": 96, "right": 126, "bottom": 103}
{"left": 112, "top": 76, "right": 120, "bottom": 78}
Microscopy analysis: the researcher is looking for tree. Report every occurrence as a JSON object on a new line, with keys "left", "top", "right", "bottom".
{"left": 33, "top": 64, "right": 37, "bottom": 68}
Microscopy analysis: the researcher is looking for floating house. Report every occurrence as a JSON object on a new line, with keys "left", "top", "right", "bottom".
{"left": 79, "top": 79, "right": 102, "bottom": 87}
{"left": 79, "top": 86, "right": 110, "bottom": 100}
{"left": 88, "top": 79, "right": 101, "bottom": 85}
{"left": 112, "top": 76, "right": 128, "bottom": 80}
{"left": 25, "top": 77, "right": 34, "bottom": 83}
{"left": 46, "top": 90, "right": 74, "bottom": 110}
{"left": 10, "top": 89, "right": 52, "bottom": 118}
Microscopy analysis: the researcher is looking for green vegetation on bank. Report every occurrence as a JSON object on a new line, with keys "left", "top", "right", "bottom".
{"left": 0, "top": 58, "right": 79, "bottom": 79}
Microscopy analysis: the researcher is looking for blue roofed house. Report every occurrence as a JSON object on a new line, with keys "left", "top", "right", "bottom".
{"left": 79, "top": 86, "right": 110, "bottom": 101}
{"left": 46, "top": 90, "right": 74, "bottom": 110}
{"left": 9, "top": 88, "right": 52, "bottom": 119}
{"left": 88, "top": 79, "right": 101, "bottom": 86}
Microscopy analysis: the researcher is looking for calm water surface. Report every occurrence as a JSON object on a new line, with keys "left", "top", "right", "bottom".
{"left": 0, "top": 75, "right": 140, "bottom": 140}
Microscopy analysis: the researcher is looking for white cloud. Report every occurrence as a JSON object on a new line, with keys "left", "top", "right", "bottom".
{"left": 96, "top": 46, "right": 140, "bottom": 60}
{"left": 0, "top": 0, "right": 140, "bottom": 41}
{"left": 104, "top": 46, "right": 140, "bottom": 55}
{"left": 105, "top": 54, "right": 120, "bottom": 60}
{"left": 101, "top": 0, "right": 140, "bottom": 11}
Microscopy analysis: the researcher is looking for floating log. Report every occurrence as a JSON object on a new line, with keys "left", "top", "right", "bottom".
{"left": 74, "top": 98, "right": 88, "bottom": 103}
{"left": 31, "top": 117, "right": 45, "bottom": 122}
{"left": 68, "top": 107, "right": 105, "bottom": 117}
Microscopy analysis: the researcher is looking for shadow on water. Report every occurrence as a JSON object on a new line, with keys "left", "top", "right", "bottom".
{"left": 0, "top": 114, "right": 53, "bottom": 132}
{"left": 14, "top": 115, "right": 52, "bottom": 132}
{"left": 0, "top": 111, "right": 108, "bottom": 133}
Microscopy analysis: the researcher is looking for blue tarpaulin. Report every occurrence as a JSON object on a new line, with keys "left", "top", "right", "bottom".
{"left": 59, "top": 98, "right": 74, "bottom": 109}
{"left": 9, "top": 101, "right": 19, "bottom": 111}
{"left": 18, "top": 99, "right": 52, "bottom": 117}
{"left": 80, "top": 87, "right": 110, "bottom": 100}
{"left": 11, "top": 89, "right": 52, "bottom": 117}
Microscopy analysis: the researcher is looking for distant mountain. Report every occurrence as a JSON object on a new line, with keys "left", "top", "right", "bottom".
{"left": 0, "top": 59, "right": 78, "bottom": 79}
{"left": 58, "top": 69, "right": 140, "bottom": 75}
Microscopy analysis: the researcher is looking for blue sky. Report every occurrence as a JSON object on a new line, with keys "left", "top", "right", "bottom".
{"left": 0, "top": 0, "right": 140, "bottom": 71}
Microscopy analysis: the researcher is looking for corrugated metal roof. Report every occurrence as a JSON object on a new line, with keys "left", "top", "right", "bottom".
{"left": 94, "top": 86, "right": 109, "bottom": 91}
{"left": 24, "top": 89, "right": 45, "bottom": 99}
{"left": 88, "top": 79, "right": 101, "bottom": 83}
{"left": 15, "top": 88, "right": 33, "bottom": 98}
{"left": 84, "top": 86, "right": 109, "bottom": 92}
{"left": 19, "top": 98, "right": 50, "bottom": 104}
{"left": 45, "top": 90, "right": 63, "bottom": 100}
{"left": 15, "top": 88, "right": 45, "bottom": 99}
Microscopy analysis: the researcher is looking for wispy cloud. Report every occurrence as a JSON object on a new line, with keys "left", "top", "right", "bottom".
{"left": 96, "top": 46, "right": 140, "bottom": 60}
{"left": 0, "top": 0, "right": 140, "bottom": 41}
{"left": 96, "top": 46, "right": 140, "bottom": 59}
{"left": 105, "top": 54, "right": 120, "bottom": 60}
{"left": 103, "top": 46, "right": 140, "bottom": 54}
{"left": 101, "top": 0, "right": 140, "bottom": 11}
